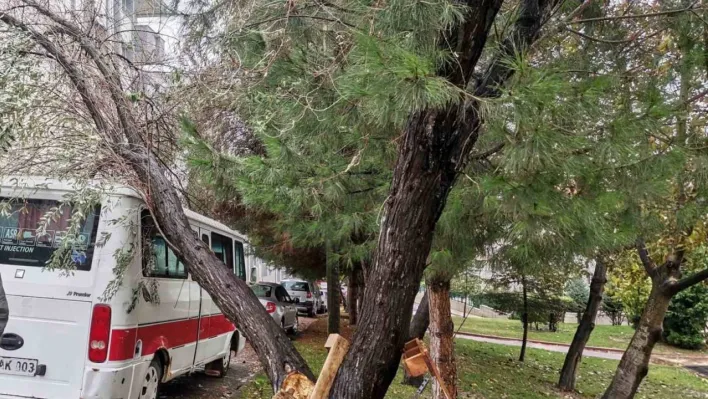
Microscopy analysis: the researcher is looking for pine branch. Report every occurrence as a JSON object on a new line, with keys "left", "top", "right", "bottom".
{"left": 469, "top": 142, "right": 505, "bottom": 159}
{"left": 244, "top": 14, "right": 356, "bottom": 29}
{"left": 565, "top": 27, "right": 637, "bottom": 44}
{"left": 571, "top": 4, "right": 703, "bottom": 24}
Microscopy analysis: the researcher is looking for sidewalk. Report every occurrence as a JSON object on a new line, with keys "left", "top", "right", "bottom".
{"left": 452, "top": 331, "right": 708, "bottom": 378}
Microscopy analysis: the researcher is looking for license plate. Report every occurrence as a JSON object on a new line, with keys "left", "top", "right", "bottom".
{"left": 0, "top": 356, "right": 38, "bottom": 376}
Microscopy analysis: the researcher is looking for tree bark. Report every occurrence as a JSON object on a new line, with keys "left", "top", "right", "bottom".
{"left": 134, "top": 156, "right": 316, "bottom": 389}
{"left": 519, "top": 274, "right": 529, "bottom": 362}
{"left": 601, "top": 285, "right": 671, "bottom": 399}
{"left": 326, "top": 243, "right": 340, "bottom": 334}
{"left": 328, "top": 0, "right": 556, "bottom": 395}
{"left": 559, "top": 257, "right": 607, "bottom": 391}
{"left": 428, "top": 280, "right": 457, "bottom": 399}
{"left": 347, "top": 264, "right": 359, "bottom": 326}
{"left": 409, "top": 290, "right": 430, "bottom": 340}
{"left": 357, "top": 266, "right": 365, "bottom": 319}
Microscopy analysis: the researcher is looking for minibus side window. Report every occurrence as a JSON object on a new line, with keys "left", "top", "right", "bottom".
{"left": 211, "top": 232, "right": 234, "bottom": 273}
{"left": 141, "top": 210, "right": 186, "bottom": 279}
{"left": 234, "top": 242, "right": 246, "bottom": 281}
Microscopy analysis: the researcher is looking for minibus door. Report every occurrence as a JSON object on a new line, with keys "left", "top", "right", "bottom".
{"left": 193, "top": 229, "right": 215, "bottom": 365}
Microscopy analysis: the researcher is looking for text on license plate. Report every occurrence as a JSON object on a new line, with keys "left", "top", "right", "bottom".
{"left": 0, "top": 356, "right": 38, "bottom": 376}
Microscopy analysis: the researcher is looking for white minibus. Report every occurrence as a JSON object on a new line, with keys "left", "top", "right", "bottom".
{"left": 0, "top": 177, "right": 249, "bottom": 399}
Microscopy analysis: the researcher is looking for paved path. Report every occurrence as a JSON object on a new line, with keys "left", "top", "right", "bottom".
{"left": 455, "top": 331, "right": 708, "bottom": 380}
{"left": 455, "top": 332, "right": 623, "bottom": 360}
{"left": 686, "top": 366, "right": 708, "bottom": 378}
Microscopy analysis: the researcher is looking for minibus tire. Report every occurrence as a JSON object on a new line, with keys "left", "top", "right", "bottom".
{"left": 140, "top": 358, "right": 163, "bottom": 399}
{"left": 206, "top": 350, "right": 231, "bottom": 378}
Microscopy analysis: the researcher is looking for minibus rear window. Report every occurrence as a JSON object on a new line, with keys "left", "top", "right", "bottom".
{"left": 0, "top": 198, "right": 100, "bottom": 271}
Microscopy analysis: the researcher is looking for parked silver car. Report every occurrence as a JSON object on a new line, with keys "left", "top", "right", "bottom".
{"left": 281, "top": 279, "right": 323, "bottom": 317}
{"left": 250, "top": 282, "right": 299, "bottom": 334}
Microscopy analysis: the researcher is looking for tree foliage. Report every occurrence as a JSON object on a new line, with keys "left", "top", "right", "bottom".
{"left": 663, "top": 283, "right": 708, "bottom": 349}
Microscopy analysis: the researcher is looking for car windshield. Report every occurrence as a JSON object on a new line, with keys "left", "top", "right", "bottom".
{"left": 251, "top": 284, "right": 272, "bottom": 298}
{"left": 282, "top": 281, "right": 309, "bottom": 292}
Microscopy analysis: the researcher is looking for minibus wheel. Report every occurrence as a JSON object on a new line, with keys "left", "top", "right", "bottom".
{"left": 140, "top": 358, "right": 163, "bottom": 399}
{"left": 206, "top": 350, "right": 231, "bottom": 378}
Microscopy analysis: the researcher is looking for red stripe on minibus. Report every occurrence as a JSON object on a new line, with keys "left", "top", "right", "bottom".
{"left": 108, "top": 315, "right": 236, "bottom": 361}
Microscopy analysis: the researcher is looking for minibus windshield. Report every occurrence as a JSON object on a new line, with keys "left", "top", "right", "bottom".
{"left": 0, "top": 198, "right": 100, "bottom": 271}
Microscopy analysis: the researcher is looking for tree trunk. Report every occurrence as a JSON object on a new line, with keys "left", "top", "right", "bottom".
{"left": 325, "top": 0, "right": 555, "bottom": 394}
{"left": 326, "top": 242, "right": 340, "bottom": 334}
{"left": 409, "top": 290, "right": 430, "bottom": 340}
{"left": 402, "top": 290, "right": 430, "bottom": 386}
{"left": 601, "top": 285, "right": 671, "bottom": 399}
{"left": 519, "top": 275, "right": 528, "bottom": 362}
{"left": 428, "top": 280, "right": 457, "bottom": 399}
{"left": 0, "top": 6, "right": 315, "bottom": 391}
{"left": 1, "top": 2, "right": 556, "bottom": 397}
{"left": 133, "top": 155, "right": 315, "bottom": 390}
{"left": 559, "top": 258, "right": 607, "bottom": 391}
{"left": 357, "top": 266, "right": 365, "bottom": 319}
{"left": 347, "top": 264, "right": 359, "bottom": 326}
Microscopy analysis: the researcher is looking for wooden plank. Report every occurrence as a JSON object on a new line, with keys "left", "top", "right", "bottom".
{"left": 308, "top": 334, "right": 350, "bottom": 399}
{"left": 422, "top": 352, "right": 453, "bottom": 399}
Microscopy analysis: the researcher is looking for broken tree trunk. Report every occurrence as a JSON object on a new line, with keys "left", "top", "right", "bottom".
{"left": 427, "top": 280, "right": 457, "bottom": 399}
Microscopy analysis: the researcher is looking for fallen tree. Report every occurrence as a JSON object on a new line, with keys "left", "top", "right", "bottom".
{"left": 0, "top": 1, "right": 313, "bottom": 389}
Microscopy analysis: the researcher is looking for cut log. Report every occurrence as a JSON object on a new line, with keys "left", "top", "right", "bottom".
{"left": 309, "top": 334, "right": 351, "bottom": 399}
{"left": 273, "top": 372, "right": 315, "bottom": 399}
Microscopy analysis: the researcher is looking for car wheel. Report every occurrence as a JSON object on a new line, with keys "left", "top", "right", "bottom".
{"left": 288, "top": 316, "right": 299, "bottom": 335}
{"left": 206, "top": 349, "right": 231, "bottom": 378}
{"left": 139, "top": 358, "right": 162, "bottom": 399}
{"left": 308, "top": 308, "right": 315, "bottom": 317}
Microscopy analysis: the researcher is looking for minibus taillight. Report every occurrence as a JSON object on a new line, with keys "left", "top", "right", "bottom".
{"left": 88, "top": 304, "right": 111, "bottom": 363}
{"left": 306, "top": 292, "right": 312, "bottom": 299}
{"left": 266, "top": 302, "right": 276, "bottom": 314}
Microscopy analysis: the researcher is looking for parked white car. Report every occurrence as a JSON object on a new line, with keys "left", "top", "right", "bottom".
{"left": 250, "top": 282, "right": 299, "bottom": 334}
{"left": 282, "top": 279, "right": 324, "bottom": 317}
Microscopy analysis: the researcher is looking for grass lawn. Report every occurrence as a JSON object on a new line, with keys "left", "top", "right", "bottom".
{"left": 452, "top": 316, "right": 706, "bottom": 355}
{"left": 237, "top": 319, "right": 708, "bottom": 398}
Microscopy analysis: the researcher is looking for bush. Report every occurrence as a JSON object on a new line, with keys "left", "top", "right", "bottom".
{"left": 663, "top": 284, "right": 708, "bottom": 350}
{"left": 602, "top": 293, "right": 624, "bottom": 326}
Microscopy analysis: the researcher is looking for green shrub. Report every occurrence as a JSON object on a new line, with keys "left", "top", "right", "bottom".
{"left": 663, "top": 284, "right": 708, "bottom": 350}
